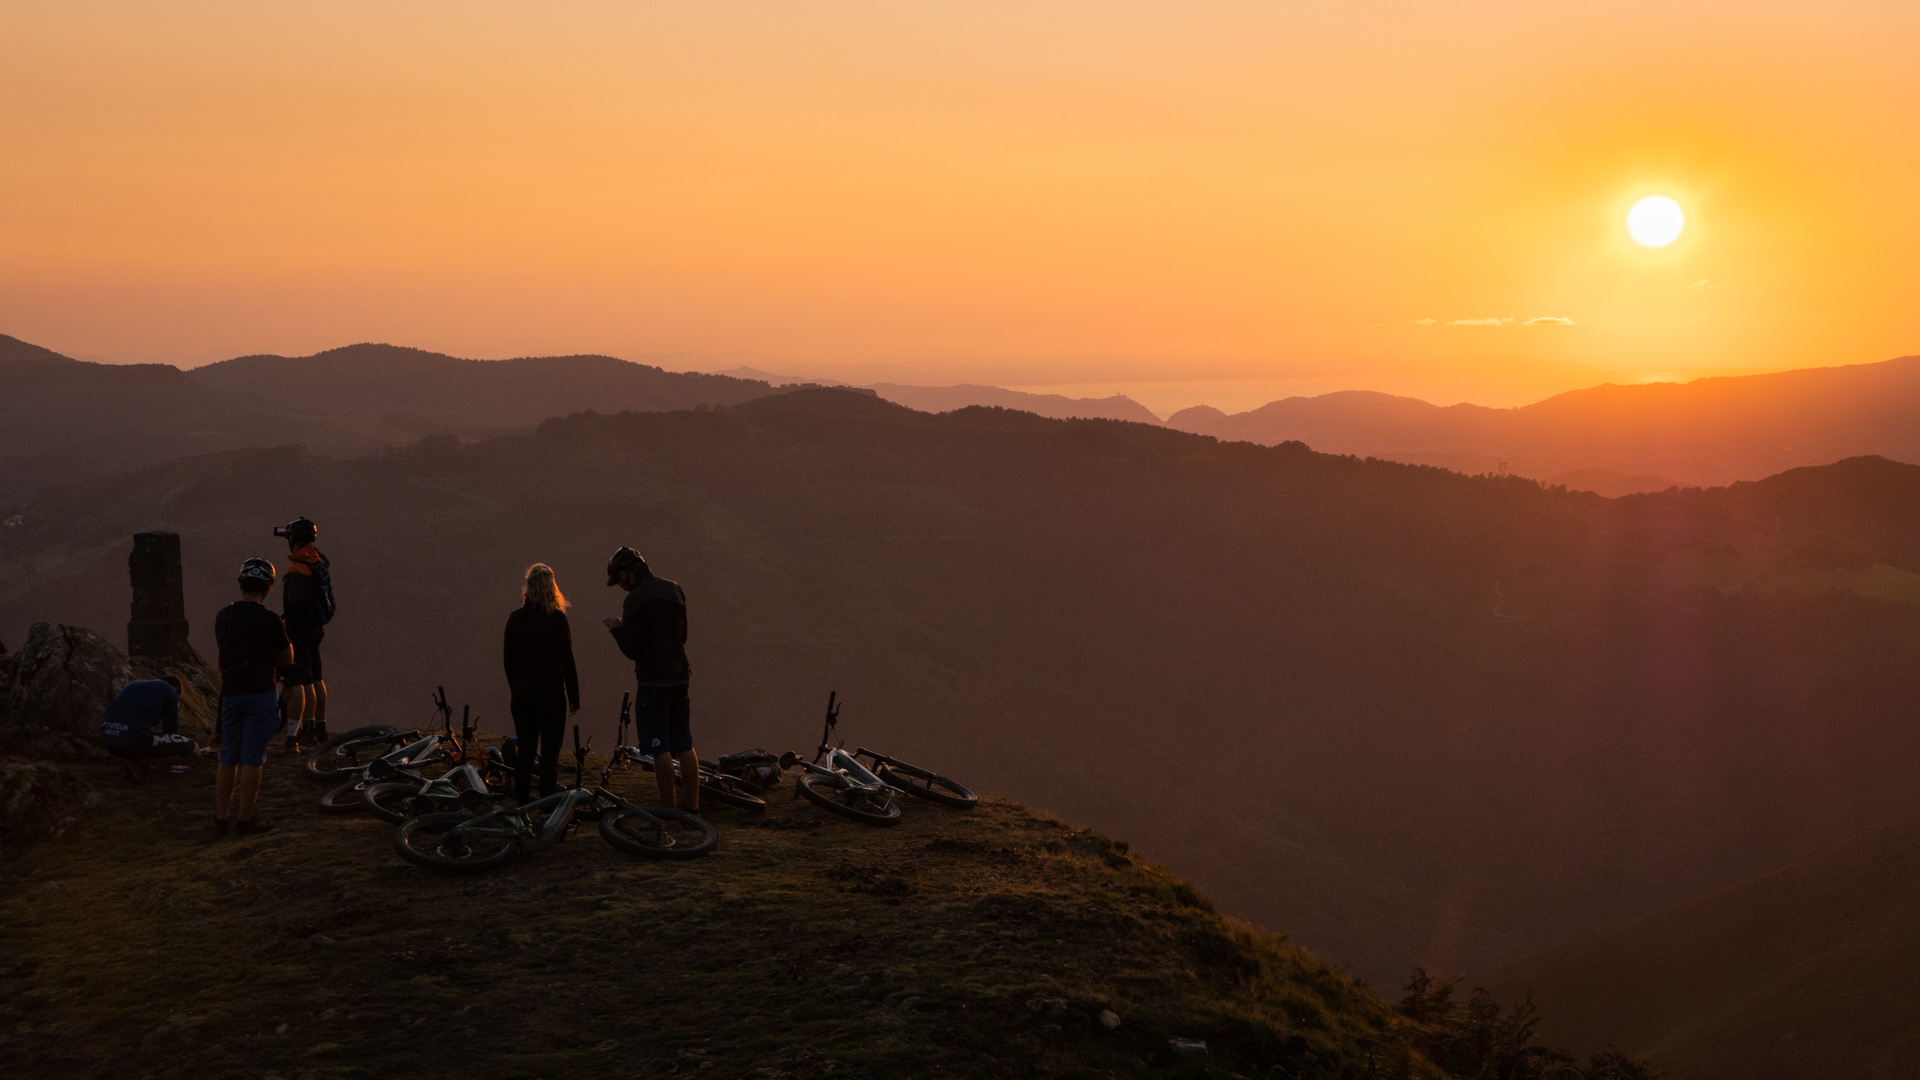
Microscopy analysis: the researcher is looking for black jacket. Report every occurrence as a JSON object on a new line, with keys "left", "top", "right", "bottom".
{"left": 612, "top": 573, "right": 690, "bottom": 682}
{"left": 503, "top": 603, "right": 581, "bottom": 709}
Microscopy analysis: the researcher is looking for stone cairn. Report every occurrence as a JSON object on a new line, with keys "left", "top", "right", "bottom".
{"left": 128, "top": 531, "right": 193, "bottom": 661}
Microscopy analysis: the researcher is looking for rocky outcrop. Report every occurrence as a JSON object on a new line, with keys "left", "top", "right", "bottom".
{"left": 0, "top": 759, "right": 100, "bottom": 858}
{"left": 0, "top": 622, "right": 219, "bottom": 758}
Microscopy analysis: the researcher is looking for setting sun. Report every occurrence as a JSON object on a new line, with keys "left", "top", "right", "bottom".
{"left": 1627, "top": 195, "right": 1686, "bottom": 249}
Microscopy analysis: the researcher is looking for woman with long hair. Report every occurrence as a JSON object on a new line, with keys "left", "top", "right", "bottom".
{"left": 502, "top": 563, "right": 580, "bottom": 803}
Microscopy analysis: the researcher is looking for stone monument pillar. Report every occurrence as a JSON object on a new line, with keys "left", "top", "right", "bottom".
{"left": 128, "top": 531, "right": 192, "bottom": 659}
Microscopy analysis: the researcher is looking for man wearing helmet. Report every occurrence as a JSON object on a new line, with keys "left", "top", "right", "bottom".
{"left": 604, "top": 546, "right": 698, "bottom": 814}
{"left": 276, "top": 516, "right": 333, "bottom": 752}
{"left": 212, "top": 557, "right": 294, "bottom": 835}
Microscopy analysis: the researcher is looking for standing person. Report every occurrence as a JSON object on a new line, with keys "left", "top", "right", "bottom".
{"left": 502, "top": 563, "right": 581, "bottom": 803}
{"left": 100, "top": 675, "right": 201, "bottom": 778}
{"left": 277, "top": 516, "right": 334, "bottom": 753}
{"left": 213, "top": 557, "right": 293, "bottom": 836}
{"left": 604, "top": 546, "right": 698, "bottom": 814}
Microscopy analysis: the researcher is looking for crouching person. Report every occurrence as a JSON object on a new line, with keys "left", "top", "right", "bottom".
{"left": 100, "top": 675, "right": 200, "bottom": 780}
{"left": 213, "top": 557, "right": 293, "bottom": 837}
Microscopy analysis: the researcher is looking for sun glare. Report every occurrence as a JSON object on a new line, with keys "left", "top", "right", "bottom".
{"left": 1627, "top": 196, "right": 1685, "bottom": 248}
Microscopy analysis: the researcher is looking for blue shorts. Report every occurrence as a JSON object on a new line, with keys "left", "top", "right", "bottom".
{"left": 635, "top": 681, "right": 693, "bottom": 755}
{"left": 219, "top": 691, "right": 281, "bottom": 766}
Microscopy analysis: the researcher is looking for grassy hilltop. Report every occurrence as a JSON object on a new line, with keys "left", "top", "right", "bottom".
{"left": 0, "top": 745, "right": 1640, "bottom": 1080}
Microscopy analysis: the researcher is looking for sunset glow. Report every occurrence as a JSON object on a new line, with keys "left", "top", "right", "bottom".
{"left": 2, "top": 1, "right": 1917, "bottom": 405}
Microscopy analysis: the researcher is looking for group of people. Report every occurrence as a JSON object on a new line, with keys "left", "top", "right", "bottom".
{"left": 98, "top": 519, "right": 701, "bottom": 836}
{"left": 101, "top": 517, "right": 334, "bottom": 833}
{"left": 503, "top": 547, "right": 698, "bottom": 813}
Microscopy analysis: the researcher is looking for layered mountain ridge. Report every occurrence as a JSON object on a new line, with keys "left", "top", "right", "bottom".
{"left": 1167, "top": 356, "right": 1920, "bottom": 491}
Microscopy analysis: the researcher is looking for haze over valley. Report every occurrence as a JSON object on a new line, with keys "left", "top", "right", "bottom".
{"left": 9, "top": 339, "right": 1920, "bottom": 1006}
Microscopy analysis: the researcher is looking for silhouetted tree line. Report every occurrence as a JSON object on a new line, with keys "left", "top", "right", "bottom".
{"left": 1399, "top": 970, "right": 1657, "bottom": 1080}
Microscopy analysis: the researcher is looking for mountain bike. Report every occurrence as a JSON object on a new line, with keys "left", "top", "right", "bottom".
{"left": 778, "top": 692, "right": 976, "bottom": 825}
{"left": 304, "top": 686, "right": 463, "bottom": 782}
{"left": 360, "top": 746, "right": 514, "bottom": 823}
{"left": 608, "top": 692, "right": 770, "bottom": 812}
{"left": 392, "top": 725, "right": 717, "bottom": 872}
{"left": 316, "top": 689, "right": 478, "bottom": 812}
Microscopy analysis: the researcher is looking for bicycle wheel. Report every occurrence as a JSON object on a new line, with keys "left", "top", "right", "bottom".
{"left": 796, "top": 772, "right": 901, "bottom": 825}
{"left": 699, "top": 770, "right": 768, "bottom": 812}
{"left": 393, "top": 813, "right": 522, "bottom": 873}
{"left": 876, "top": 761, "right": 978, "bottom": 809}
{"left": 303, "top": 728, "right": 405, "bottom": 782}
{"left": 319, "top": 779, "right": 370, "bottom": 814}
{"left": 598, "top": 806, "right": 718, "bottom": 859}
{"left": 363, "top": 781, "right": 435, "bottom": 824}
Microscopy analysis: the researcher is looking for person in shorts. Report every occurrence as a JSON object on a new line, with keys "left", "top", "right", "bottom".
{"left": 213, "top": 557, "right": 292, "bottom": 837}
{"left": 100, "top": 676, "right": 202, "bottom": 778}
{"left": 604, "top": 546, "right": 697, "bottom": 814}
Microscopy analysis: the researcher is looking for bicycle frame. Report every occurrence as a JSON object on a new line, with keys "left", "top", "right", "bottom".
{"left": 447, "top": 726, "right": 667, "bottom": 852}
{"left": 389, "top": 760, "right": 493, "bottom": 799}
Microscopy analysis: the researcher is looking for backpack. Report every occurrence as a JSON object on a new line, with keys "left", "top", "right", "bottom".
{"left": 715, "top": 749, "right": 783, "bottom": 792}
{"left": 310, "top": 554, "right": 337, "bottom": 625}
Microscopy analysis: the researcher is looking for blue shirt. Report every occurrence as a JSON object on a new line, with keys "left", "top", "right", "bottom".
{"left": 100, "top": 680, "right": 180, "bottom": 747}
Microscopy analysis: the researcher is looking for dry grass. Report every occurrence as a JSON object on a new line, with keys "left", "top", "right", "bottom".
{"left": 0, "top": 746, "right": 1416, "bottom": 1080}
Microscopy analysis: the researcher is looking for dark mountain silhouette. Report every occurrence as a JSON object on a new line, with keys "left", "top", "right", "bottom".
{"left": 1478, "top": 812, "right": 1920, "bottom": 1079}
{"left": 0, "top": 337, "right": 791, "bottom": 501}
{"left": 1167, "top": 355, "right": 1920, "bottom": 490}
{"left": 0, "top": 334, "right": 273, "bottom": 502}
{"left": 6, "top": 389, "right": 1920, "bottom": 983}
{"left": 191, "top": 343, "right": 785, "bottom": 427}
{"left": 712, "top": 365, "right": 1164, "bottom": 423}
{"left": 0, "top": 335, "right": 1152, "bottom": 502}
{"left": 867, "top": 382, "right": 1163, "bottom": 424}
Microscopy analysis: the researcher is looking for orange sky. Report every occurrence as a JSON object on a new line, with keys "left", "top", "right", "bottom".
{"left": 2, "top": 1, "right": 1916, "bottom": 409}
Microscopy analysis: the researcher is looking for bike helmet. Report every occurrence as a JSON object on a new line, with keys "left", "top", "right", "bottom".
{"left": 238, "top": 557, "right": 277, "bottom": 592}
{"left": 606, "top": 545, "right": 647, "bottom": 585}
{"left": 274, "top": 516, "right": 318, "bottom": 546}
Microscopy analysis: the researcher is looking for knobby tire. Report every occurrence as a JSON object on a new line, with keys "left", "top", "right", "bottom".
{"left": 392, "top": 813, "right": 522, "bottom": 873}
{"left": 363, "top": 781, "right": 434, "bottom": 824}
{"left": 875, "top": 761, "right": 978, "bottom": 809}
{"left": 319, "top": 779, "right": 373, "bottom": 814}
{"left": 598, "top": 806, "right": 718, "bottom": 859}
{"left": 796, "top": 772, "right": 901, "bottom": 825}
{"left": 303, "top": 728, "right": 404, "bottom": 782}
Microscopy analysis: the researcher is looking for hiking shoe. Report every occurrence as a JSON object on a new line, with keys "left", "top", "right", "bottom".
{"left": 313, "top": 723, "right": 329, "bottom": 742}
{"left": 212, "top": 817, "right": 230, "bottom": 838}
{"left": 236, "top": 818, "right": 274, "bottom": 836}
{"left": 284, "top": 736, "right": 300, "bottom": 755}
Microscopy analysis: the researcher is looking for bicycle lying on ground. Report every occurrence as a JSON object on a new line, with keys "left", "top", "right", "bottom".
{"left": 607, "top": 692, "right": 775, "bottom": 812}
{"left": 392, "top": 725, "right": 717, "bottom": 872}
{"left": 304, "top": 686, "right": 466, "bottom": 783}
{"left": 778, "top": 692, "right": 977, "bottom": 825}
{"left": 316, "top": 689, "right": 493, "bottom": 813}
{"left": 360, "top": 742, "right": 514, "bottom": 823}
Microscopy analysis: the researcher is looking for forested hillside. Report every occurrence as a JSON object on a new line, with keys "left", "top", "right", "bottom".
{"left": 1480, "top": 812, "right": 1920, "bottom": 1079}
{"left": 5, "top": 389, "right": 1919, "bottom": 981}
